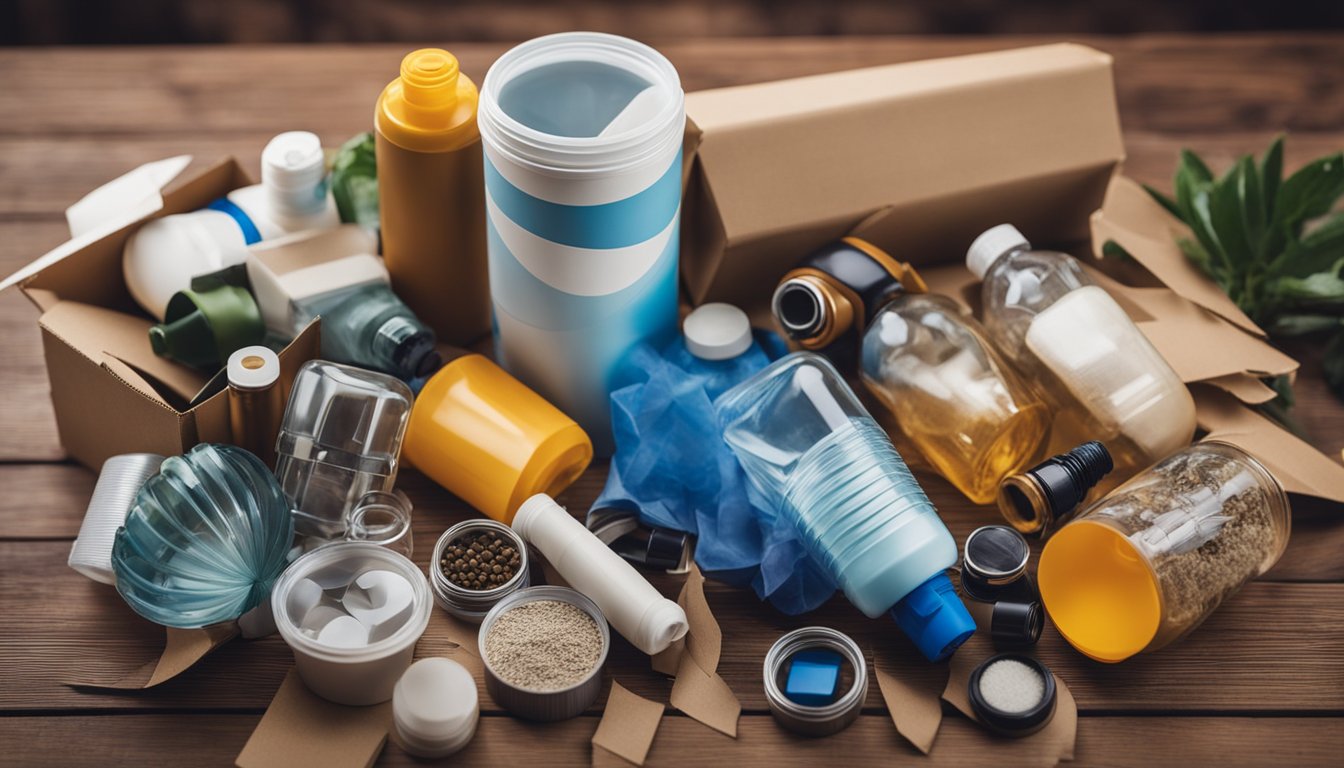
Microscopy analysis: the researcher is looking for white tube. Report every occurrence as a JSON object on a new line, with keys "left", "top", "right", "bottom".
{"left": 511, "top": 494, "right": 688, "bottom": 655}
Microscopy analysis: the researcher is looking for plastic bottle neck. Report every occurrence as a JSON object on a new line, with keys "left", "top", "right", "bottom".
{"left": 998, "top": 441, "right": 1113, "bottom": 536}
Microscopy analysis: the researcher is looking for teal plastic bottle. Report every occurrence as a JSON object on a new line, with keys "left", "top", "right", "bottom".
{"left": 714, "top": 351, "right": 974, "bottom": 661}
{"left": 295, "top": 282, "right": 440, "bottom": 380}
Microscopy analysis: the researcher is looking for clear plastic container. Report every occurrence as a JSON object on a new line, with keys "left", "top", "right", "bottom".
{"left": 968, "top": 224, "right": 1196, "bottom": 480}
{"left": 715, "top": 352, "right": 974, "bottom": 661}
{"left": 1038, "top": 441, "right": 1290, "bottom": 662}
{"left": 275, "top": 361, "right": 414, "bottom": 540}
{"left": 860, "top": 294, "right": 1050, "bottom": 504}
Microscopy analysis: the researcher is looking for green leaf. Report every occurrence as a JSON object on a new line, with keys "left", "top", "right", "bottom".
{"left": 329, "top": 131, "right": 379, "bottom": 229}
{"left": 1325, "top": 330, "right": 1344, "bottom": 402}
{"left": 1268, "top": 374, "right": 1295, "bottom": 408}
{"left": 1260, "top": 135, "right": 1284, "bottom": 219}
{"left": 1180, "top": 149, "right": 1215, "bottom": 183}
{"left": 1175, "top": 168, "right": 1228, "bottom": 273}
{"left": 1279, "top": 212, "right": 1344, "bottom": 278}
{"left": 1210, "top": 161, "right": 1255, "bottom": 269}
{"left": 1268, "top": 313, "right": 1344, "bottom": 336}
{"left": 1272, "top": 152, "right": 1344, "bottom": 236}
{"left": 1267, "top": 258, "right": 1344, "bottom": 305}
{"left": 1177, "top": 236, "right": 1227, "bottom": 290}
{"left": 1236, "top": 155, "right": 1267, "bottom": 261}
{"left": 1143, "top": 184, "right": 1184, "bottom": 220}
{"left": 1101, "top": 240, "right": 1135, "bottom": 263}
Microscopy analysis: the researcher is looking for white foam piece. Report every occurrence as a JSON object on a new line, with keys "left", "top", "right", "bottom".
{"left": 315, "top": 615, "right": 370, "bottom": 649}
{"left": 344, "top": 569, "right": 416, "bottom": 642}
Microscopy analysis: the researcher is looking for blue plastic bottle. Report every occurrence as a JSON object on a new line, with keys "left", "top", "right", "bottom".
{"left": 714, "top": 351, "right": 974, "bottom": 661}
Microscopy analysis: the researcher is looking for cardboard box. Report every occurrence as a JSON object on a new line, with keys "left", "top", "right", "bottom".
{"left": 681, "top": 43, "right": 1125, "bottom": 307}
{"left": 1, "top": 157, "right": 319, "bottom": 470}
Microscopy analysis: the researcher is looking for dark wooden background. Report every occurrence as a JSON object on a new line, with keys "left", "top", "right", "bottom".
{"left": 0, "top": 33, "right": 1342, "bottom": 768}
{"left": 4, "top": 0, "right": 1341, "bottom": 45}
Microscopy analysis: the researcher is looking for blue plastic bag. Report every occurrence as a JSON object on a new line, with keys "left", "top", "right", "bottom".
{"left": 591, "top": 330, "right": 837, "bottom": 615}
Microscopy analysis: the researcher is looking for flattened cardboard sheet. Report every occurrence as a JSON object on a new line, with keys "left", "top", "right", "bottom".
{"left": 236, "top": 669, "right": 390, "bottom": 768}
{"left": 591, "top": 681, "right": 665, "bottom": 767}
{"left": 69, "top": 623, "right": 238, "bottom": 690}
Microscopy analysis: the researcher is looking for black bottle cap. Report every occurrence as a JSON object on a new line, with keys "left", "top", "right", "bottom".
{"left": 968, "top": 654, "right": 1058, "bottom": 737}
{"left": 998, "top": 441, "right": 1113, "bottom": 536}
{"left": 987, "top": 600, "right": 1045, "bottom": 649}
{"left": 607, "top": 524, "right": 690, "bottom": 572}
{"left": 961, "top": 525, "right": 1031, "bottom": 601}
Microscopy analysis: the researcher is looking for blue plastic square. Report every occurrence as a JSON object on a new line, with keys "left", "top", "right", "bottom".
{"left": 784, "top": 648, "right": 843, "bottom": 706}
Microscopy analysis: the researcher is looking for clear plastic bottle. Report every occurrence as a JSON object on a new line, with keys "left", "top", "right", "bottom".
{"left": 1038, "top": 441, "right": 1289, "bottom": 662}
{"left": 295, "top": 282, "right": 439, "bottom": 380}
{"left": 967, "top": 224, "right": 1196, "bottom": 479}
{"left": 715, "top": 352, "right": 974, "bottom": 661}
{"left": 274, "top": 361, "right": 413, "bottom": 540}
{"left": 860, "top": 294, "right": 1049, "bottom": 504}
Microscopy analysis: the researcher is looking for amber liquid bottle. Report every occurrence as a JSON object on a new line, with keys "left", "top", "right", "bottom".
{"left": 375, "top": 49, "right": 489, "bottom": 345}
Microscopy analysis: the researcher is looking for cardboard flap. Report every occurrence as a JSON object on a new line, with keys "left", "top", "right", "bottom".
{"left": 1091, "top": 176, "right": 1263, "bottom": 336}
{"left": 667, "top": 566, "right": 741, "bottom": 738}
{"left": 1195, "top": 386, "right": 1344, "bottom": 505}
{"left": 40, "top": 302, "right": 210, "bottom": 405}
{"left": 683, "top": 42, "right": 1125, "bottom": 303}
{"left": 0, "top": 156, "right": 189, "bottom": 296}
{"left": 68, "top": 623, "right": 238, "bottom": 690}
{"left": 592, "top": 681, "right": 665, "bottom": 767}
{"left": 236, "top": 669, "right": 389, "bottom": 768}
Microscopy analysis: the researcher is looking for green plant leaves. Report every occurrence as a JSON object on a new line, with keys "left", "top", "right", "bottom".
{"left": 1145, "top": 135, "right": 1344, "bottom": 405}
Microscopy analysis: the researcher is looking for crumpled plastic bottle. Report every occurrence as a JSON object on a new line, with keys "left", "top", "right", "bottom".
{"left": 591, "top": 304, "right": 837, "bottom": 615}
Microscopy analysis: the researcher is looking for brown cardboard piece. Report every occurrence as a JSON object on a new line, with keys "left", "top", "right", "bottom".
{"left": 3, "top": 156, "right": 321, "bottom": 470}
{"left": 1195, "top": 387, "right": 1344, "bottom": 505}
{"left": 591, "top": 681, "right": 665, "bottom": 767}
{"left": 68, "top": 623, "right": 238, "bottom": 690}
{"left": 872, "top": 642, "right": 947, "bottom": 754}
{"left": 682, "top": 43, "right": 1125, "bottom": 307}
{"left": 236, "top": 669, "right": 390, "bottom": 768}
{"left": 664, "top": 565, "right": 741, "bottom": 738}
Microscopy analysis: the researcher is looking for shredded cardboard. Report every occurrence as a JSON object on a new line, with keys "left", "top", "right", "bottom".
{"left": 591, "top": 681, "right": 665, "bottom": 766}
{"left": 67, "top": 623, "right": 238, "bottom": 690}
{"left": 235, "top": 669, "right": 390, "bottom": 768}
{"left": 665, "top": 565, "right": 741, "bottom": 738}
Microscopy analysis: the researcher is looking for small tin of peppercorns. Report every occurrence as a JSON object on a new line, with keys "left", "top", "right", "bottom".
{"left": 430, "top": 519, "right": 531, "bottom": 623}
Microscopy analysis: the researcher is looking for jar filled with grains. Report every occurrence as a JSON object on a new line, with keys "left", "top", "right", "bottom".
{"left": 1038, "top": 441, "right": 1290, "bottom": 662}
{"left": 430, "top": 519, "right": 531, "bottom": 622}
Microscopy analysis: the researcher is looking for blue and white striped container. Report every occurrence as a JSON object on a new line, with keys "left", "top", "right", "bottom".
{"left": 478, "top": 33, "right": 685, "bottom": 455}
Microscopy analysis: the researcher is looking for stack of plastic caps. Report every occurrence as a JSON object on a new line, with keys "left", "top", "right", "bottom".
{"left": 591, "top": 304, "right": 838, "bottom": 614}
{"left": 111, "top": 444, "right": 294, "bottom": 628}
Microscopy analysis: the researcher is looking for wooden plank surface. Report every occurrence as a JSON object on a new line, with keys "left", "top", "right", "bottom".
{"left": 0, "top": 34, "right": 1342, "bottom": 767}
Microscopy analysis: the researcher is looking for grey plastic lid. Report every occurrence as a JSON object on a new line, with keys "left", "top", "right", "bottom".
{"left": 966, "top": 224, "right": 1030, "bottom": 279}
{"left": 683, "top": 303, "right": 752, "bottom": 361}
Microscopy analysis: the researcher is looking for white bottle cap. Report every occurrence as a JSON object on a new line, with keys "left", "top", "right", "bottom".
{"left": 683, "top": 303, "right": 752, "bottom": 361}
{"left": 966, "top": 224, "right": 1030, "bottom": 279}
{"left": 261, "top": 131, "right": 328, "bottom": 219}
{"left": 393, "top": 658, "right": 479, "bottom": 758}
{"left": 227, "top": 346, "right": 280, "bottom": 390}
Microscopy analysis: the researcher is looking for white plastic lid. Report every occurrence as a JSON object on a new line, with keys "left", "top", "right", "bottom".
{"left": 393, "top": 658, "right": 479, "bottom": 758}
{"left": 966, "top": 224, "right": 1030, "bottom": 279}
{"left": 227, "top": 346, "right": 280, "bottom": 390}
{"left": 683, "top": 303, "right": 752, "bottom": 361}
{"left": 261, "top": 131, "right": 328, "bottom": 219}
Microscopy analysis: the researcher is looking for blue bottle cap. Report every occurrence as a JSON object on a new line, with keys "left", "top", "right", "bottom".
{"left": 890, "top": 572, "right": 976, "bottom": 662}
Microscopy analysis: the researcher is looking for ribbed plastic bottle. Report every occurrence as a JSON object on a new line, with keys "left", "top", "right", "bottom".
{"left": 375, "top": 48, "right": 489, "bottom": 345}
{"left": 967, "top": 224, "right": 1196, "bottom": 481}
{"left": 714, "top": 351, "right": 974, "bottom": 661}
{"left": 123, "top": 131, "right": 339, "bottom": 320}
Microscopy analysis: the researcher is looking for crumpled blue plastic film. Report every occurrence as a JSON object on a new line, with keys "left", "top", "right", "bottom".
{"left": 591, "top": 330, "right": 837, "bottom": 615}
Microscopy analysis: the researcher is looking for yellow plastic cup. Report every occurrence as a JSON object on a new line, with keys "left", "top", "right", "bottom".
{"left": 403, "top": 353, "right": 592, "bottom": 523}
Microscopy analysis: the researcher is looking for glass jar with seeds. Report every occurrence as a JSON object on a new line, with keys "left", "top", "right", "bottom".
{"left": 478, "top": 586, "right": 610, "bottom": 721}
{"left": 430, "top": 519, "right": 531, "bottom": 622}
{"left": 1038, "top": 441, "right": 1290, "bottom": 662}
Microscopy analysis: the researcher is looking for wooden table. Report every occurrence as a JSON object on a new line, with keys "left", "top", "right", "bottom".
{"left": 2, "top": 35, "right": 1342, "bottom": 767}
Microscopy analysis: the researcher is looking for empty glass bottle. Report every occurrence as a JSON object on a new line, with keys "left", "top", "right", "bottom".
{"left": 967, "top": 224, "right": 1196, "bottom": 480}
{"left": 715, "top": 352, "right": 974, "bottom": 661}
{"left": 860, "top": 295, "right": 1050, "bottom": 504}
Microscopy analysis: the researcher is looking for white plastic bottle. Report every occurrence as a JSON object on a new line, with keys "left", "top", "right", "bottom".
{"left": 123, "top": 131, "right": 340, "bottom": 320}
{"left": 510, "top": 493, "right": 688, "bottom": 656}
{"left": 967, "top": 224, "right": 1196, "bottom": 480}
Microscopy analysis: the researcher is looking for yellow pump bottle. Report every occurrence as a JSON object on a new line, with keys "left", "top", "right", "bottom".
{"left": 375, "top": 49, "right": 489, "bottom": 345}
{"left": 403, "top": 350, "right": 593, "bottom": 524}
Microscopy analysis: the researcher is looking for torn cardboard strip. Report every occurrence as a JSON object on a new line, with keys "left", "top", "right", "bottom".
{"left": 236, "top": 668, "right": 390, "bottom": 768}
{"left": 1195, "top": 386, "right": 1344, "bottom": 505}
{"left": 872, "top": 643, "right": 947, "bottom": 755}
{"left": 69, "top": 622, "right": 238, "bottom": 690}
{"left": 591, "top": 681, "right": 665, "bottom": 767}
{"left": 665, "top": 565, "right": 741, "bottom": 738}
